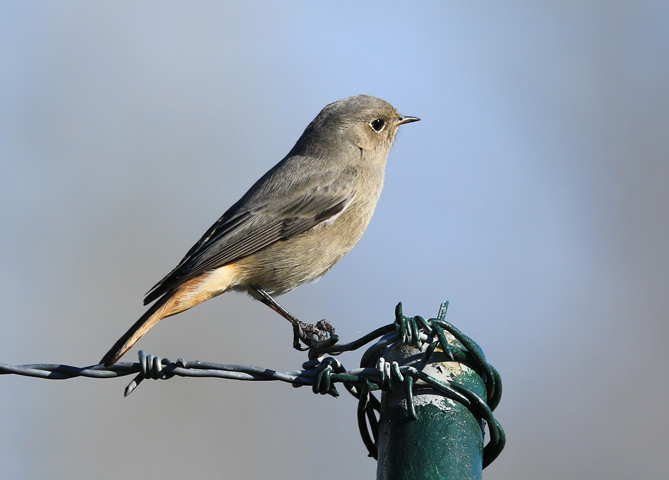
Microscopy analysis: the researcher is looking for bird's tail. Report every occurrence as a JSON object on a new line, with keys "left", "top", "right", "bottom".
{"left": 99, "top": 267, "right": 239, "bottom": 367}
{"left": 99, "top": 293, "right": 175, "bottom": 367}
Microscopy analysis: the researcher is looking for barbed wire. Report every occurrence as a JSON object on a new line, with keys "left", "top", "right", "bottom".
{"left": 1, "top": 302, "right": 505, "bottom": 468}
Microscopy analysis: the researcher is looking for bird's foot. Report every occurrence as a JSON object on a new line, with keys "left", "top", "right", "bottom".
{"left": 292, "top": 319, "right": 336, "bottom": 351}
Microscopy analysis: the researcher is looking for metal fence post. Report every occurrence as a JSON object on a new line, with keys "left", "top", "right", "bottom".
{"left": 375, "top": 322, "right": 491, "bottom": 479}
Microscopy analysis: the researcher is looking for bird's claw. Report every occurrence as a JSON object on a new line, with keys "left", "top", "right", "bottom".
{"left": 292, "top": 319, "right": 337, "bottom": 351}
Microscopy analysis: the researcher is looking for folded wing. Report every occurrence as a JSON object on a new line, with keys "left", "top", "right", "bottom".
{"left": 144, "top": 161, "right": 357, "bottom": 304}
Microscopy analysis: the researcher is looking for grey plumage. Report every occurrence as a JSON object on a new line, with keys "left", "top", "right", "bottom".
{"left": 101, "top": 95, "right": 419, "bottom": 366}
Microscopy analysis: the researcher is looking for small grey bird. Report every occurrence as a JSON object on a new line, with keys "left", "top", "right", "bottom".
{"left": 100, "top": 95, "right": 419, "bottom": 366}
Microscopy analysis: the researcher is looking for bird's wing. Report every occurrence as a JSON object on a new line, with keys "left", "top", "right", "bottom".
{"left": 143, "top": 163, "right": 357, "bottom": 304}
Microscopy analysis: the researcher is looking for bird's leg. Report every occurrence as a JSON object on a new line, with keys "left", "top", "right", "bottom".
{"left": 251, "top": 286, "right": 302, "bottom": 325}
{"left": 250, "top": 286, "right": 335, "bottom": 350}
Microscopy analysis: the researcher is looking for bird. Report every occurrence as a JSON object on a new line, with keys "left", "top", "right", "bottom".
{"left": 100, "top": 95, "right": 419, "bottom": 366}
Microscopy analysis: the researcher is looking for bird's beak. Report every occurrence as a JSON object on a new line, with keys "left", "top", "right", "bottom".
{"left": 396, "top": 115, "right": 420, "bottom": 125}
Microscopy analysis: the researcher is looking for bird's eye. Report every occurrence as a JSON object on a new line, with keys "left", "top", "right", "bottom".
{"left": 370, "top": 118, "right": 385, "bottom": 132}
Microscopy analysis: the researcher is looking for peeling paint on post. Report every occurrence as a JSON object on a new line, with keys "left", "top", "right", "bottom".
{"left": 376, "top": 339, "right": 487, "bottom": 480}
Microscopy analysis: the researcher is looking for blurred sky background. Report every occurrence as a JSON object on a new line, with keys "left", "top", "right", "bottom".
{"left": 1, "top": 2, "right": 668, "bottom": 479}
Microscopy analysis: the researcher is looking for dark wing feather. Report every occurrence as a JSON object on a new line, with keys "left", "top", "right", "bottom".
{"left": 280, "top": 197, "right": 351, "bottom": 238}
{"left": 144, "top": 164, "right": 357, "bottom": 304}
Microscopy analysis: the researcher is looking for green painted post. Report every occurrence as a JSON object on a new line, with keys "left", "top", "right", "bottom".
{"left": 375, "top": 329, "right": 488, "bottom": 479}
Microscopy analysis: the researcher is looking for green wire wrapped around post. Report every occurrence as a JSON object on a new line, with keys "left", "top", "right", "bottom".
{"left": 370, "top": 303, "right": 503, "bottom": 480}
